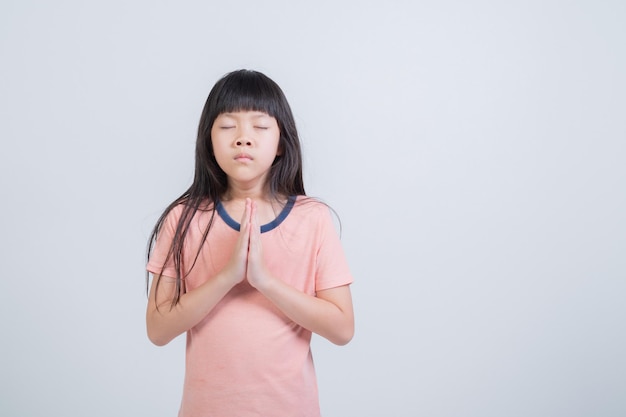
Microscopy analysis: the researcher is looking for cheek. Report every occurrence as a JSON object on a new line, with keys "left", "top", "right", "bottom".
{"left": 272, "top": 133, "right": 282, "bottom": 155}
{"left": 210, "top": 131, "right": 226, "bottom": 152}
{"left": 210, "top": 139, "right": 228, "bottom": 166}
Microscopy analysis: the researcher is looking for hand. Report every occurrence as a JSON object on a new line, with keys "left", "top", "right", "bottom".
{"left": 221, "top": 198, "right": 252, "bottom": 286}
{"left": 245, "top": 200, "right": 273, "bottom": 290}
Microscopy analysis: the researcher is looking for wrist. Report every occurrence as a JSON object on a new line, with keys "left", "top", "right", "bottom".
{"left": 250, "top": 272, "right": 277, "bottom": 294}
{"left": 215, "top": 270, "right": 241, "bottom": 290}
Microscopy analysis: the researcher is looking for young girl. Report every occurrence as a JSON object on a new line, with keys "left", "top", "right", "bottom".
{"left": 146, "top": 69, "right": 354, "bottom": 416}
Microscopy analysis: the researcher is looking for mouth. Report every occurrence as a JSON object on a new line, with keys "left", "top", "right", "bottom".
{"left": 234, "top": 153, "right": 253, "bottom": 162}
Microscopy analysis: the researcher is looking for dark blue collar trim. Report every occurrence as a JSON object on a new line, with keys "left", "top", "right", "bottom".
{"left": 217, "top": 195, "right": 296, "bottom": 233}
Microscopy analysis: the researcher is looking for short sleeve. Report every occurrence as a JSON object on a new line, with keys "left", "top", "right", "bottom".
{"left": 314, "top": 207, "right": 354, "bottom": 292}
{"left": 146, "top": 206, "right": 182, "bottom": 278}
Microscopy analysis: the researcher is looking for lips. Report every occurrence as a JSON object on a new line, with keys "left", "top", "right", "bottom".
{"left": 234, "top": 153, "right": 253, "bottom": 161}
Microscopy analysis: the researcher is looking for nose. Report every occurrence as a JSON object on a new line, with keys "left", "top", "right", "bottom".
{"left": 236, "top": 139, "right": 252, "bottom": 146}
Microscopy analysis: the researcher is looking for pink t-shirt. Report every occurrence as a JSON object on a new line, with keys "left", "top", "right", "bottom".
{"left": 147, "top": 197, "right": 353, "bottom": 417}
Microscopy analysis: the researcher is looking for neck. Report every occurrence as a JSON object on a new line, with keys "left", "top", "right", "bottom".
{"left": 223, "top": 182, "right": 269, "bottom": 202}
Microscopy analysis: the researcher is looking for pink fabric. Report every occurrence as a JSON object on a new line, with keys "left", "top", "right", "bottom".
{"left": 147, "top": 197, "right": 353, "bottom": 417}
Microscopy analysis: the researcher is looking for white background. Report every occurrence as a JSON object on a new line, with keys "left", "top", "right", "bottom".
{"left": 1, "top": 1, "right": 625, "bottom": 416}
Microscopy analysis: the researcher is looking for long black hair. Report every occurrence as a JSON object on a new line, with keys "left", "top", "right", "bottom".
{"left": 147, "top": 69, "right": 306, "bottom": 307}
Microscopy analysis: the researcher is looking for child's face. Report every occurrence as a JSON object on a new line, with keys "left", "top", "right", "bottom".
{"left": 211, "top": 111, "right": 281, "bottom": 190}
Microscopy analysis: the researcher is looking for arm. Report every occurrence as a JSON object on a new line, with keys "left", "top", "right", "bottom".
{"left": 146, "top": 272, "right": 237, "bottom": 346}
{"left": 256, "top": 280, "right": 354, "bottom": 346}
{"left": 247, "top": 201, "right": 355, "bottom": 345}
{"left": 146, "top": 200, "right": 254, "bottom": 346}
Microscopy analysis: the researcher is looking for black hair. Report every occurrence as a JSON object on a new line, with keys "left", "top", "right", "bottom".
{"left": 147, "top": 69, "right": 305, "bottom": 307}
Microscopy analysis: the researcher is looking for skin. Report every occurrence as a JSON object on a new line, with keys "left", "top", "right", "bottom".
{"left": 146, "top": 111, "right": 354, "bottom": 347}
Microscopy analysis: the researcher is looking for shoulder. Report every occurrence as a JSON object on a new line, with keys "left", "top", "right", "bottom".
{"left": 291, "top": 196, "right": 339, "bottom": 232}
{"left": 293, "top": 196, "right": 330, "bottom": 212}
{"left": 291, "top": 196, "right": 334, "bottom": 220}
{"left": 160, "top": 200, "right": 215, "bottom": 231}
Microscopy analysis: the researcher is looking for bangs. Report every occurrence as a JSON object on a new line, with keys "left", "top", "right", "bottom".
{"left": 212, "top": 70, "right": 283, "bottom": 118}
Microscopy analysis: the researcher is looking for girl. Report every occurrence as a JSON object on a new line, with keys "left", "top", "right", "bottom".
{"left": 146, "top": 69, "right": 354, "bottom": 416}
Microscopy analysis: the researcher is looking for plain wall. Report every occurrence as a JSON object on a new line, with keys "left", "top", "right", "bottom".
{"left": 1, "top": 1, "right": 624, "bottom": 416}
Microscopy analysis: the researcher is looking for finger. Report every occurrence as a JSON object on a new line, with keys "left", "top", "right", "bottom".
{"left": 251, "top": 200, "right": 260, "bottom": 238}
{"left": 240, "top": 198, "right": 252, "bottom": 230}
{"left": 235, "top": 199, "right": 252, "bottom": 256}
{"left": 250, "top": 200, "right": 257, "bottom": 229}
{"left": 249, "top": 201, "right": 261, "bottom": 254}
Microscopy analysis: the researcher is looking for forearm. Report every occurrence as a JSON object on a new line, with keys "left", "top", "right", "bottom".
{"left": 146, "top": 273, "right": 235, "bottom": 346}
{"left": 256, "top": 279, "right": 354, "bottom": 345}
